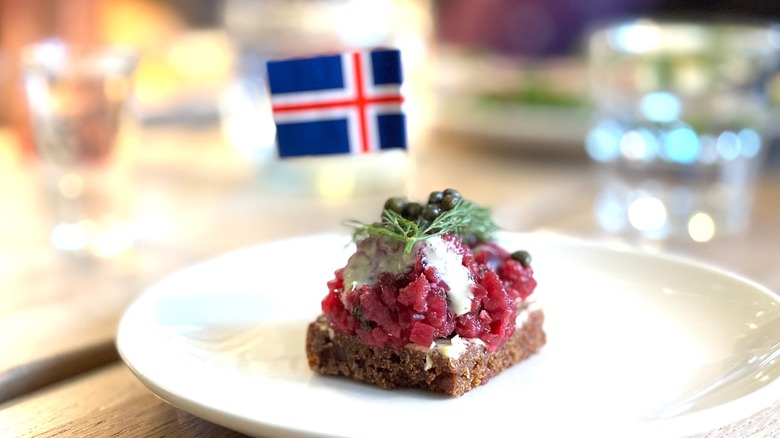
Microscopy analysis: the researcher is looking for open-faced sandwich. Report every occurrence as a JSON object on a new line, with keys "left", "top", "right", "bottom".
{"left": 306, "top": 189, "right": 545, "bottom": 396}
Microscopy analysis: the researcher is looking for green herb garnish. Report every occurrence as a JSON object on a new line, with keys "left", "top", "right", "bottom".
{"left": 350, "top": 306, "right": 372, "bottom": 329}
{"left": 346, "top": 190, "right": 499, "bottom": 254}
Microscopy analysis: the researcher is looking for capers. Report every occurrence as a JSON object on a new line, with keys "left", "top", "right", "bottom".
{"left": 511, "top": 250, "right": 532, "bottom": 268}
{"left": 382, "top": 188, "right": 466, "bottom": 224}
{"left": 423, "top": 188, "right": 461, "bottom": 221}
{"left": 421, "top": 204, "right": 441, "bottom": 222}
{"left": 441, "top": 192, "right": 461, "bottom": 211}
{"left": 402, "top": 202, "right": 423, "bottom": 220}
{"left": 384, "top": 197, "right": 406, "bottom": 215}
{"left": 428, "top": 191, "right": 444, "bottom": 205}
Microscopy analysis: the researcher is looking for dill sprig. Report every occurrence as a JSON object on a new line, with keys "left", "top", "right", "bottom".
{"left": 346, "top": 198, "right": 499, "bottom": 254}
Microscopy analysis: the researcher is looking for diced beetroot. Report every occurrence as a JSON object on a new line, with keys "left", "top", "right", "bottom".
{"left": 360, "top": 291, "right": 396, "bottom": 336}
{"left": 425, "top": 293, "right": 451, "bottom": 331}
{"left": 326, "top": 269, "right": 344, "bottom": 293}
{"left": 499, "top": 257, "right": 537, "bottom": 300}
{"left": 321, "top": 234, "right": 537, "bottom": 351}
{"left": 409, "top": 321, "right": 436, "bottom": 346}
{"left": 455, "top": 313, "right": 480, "bottom": 338}
{"left": 398, "top": 275, "right": 430, "bottom": 312}
{"left": 481, "top": 270, "right": 508, "bottom": 312}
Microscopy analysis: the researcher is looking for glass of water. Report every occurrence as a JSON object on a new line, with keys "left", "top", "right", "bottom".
{"left": 586, "top": 20, "right": 780, "bottom": 242}
{"left": 22, "top": 39, "right": 139, "bottom": 257}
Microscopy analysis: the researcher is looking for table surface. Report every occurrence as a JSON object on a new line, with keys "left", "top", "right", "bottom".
{"left": 1, "top": 123, "right": 778, "bottom": 437}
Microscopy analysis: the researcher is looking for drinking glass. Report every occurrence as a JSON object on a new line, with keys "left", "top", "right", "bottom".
{"left": 22, "top": 39, "right": 139, "bottom": 257}
{"left": 586, "top": 20, "right": 780, "bottom": 242}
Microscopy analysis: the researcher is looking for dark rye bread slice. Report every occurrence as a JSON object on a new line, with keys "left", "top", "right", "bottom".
{"left": 306, "top": 307, "right": 545, "bottom": 397}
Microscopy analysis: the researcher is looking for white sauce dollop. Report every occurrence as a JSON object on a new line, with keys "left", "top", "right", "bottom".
{"left": 421, "top": 237, "right": 474, "bottom": 316}
{"left": 341, "top": 235, "right": 475, "bottom": 316}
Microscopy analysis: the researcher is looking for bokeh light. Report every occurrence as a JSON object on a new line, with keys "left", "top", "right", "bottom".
{"left": 688, "top": 211, "right": 716, "bottom": 242}
{"left": 738, "top": 128, "right": 761, "bottom": 158}
{"left": 640, "top": 91, "right": 680, "bottom": 123}
{"left": 662, "top": 125, "right": 699, "bottom": 164}
{"left": 585, "top": 119, "right": 622, "bottom": 162}
{"left": 620, "top": 129, "right": 657, "bottom": 161}
{"left": 627, "top": 195, "right": 667, "bottom": 234}
{"left": 716, "top": 131, "right": 741, "bottom": 160}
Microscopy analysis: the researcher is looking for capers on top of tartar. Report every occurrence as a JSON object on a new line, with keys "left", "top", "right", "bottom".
{"left": 511, "top": 250, "right": 532, "bottom": 268}
{"left": 384, "top": 188, "right": 463, "bottom": 223}
{"left": 364, "top": 188, "right": 508, "bottom": 255}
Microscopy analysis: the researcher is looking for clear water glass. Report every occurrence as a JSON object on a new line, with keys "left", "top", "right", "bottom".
{"left": 22, "top": 39, "right": 139, "bottom": 257}
{"left": 586, "top": 21, "right": 780, "bottom": 242}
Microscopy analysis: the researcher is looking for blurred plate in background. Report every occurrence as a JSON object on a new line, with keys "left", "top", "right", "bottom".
{"left": 432, "top": 48, "right": 591, "bottom": 154}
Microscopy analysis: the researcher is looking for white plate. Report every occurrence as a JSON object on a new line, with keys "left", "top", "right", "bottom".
{"left": 117, "top": 232, "right": 780, "bottom": 438}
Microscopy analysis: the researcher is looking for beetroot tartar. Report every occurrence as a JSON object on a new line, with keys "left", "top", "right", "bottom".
{"left": 321, "top": 233, "right": 536, "bottom": 352}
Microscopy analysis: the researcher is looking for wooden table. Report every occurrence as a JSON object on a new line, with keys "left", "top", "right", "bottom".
{"left": 1, "top": 124, "right": 778, "bottom": 437}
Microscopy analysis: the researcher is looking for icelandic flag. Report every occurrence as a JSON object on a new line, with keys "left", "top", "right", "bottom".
{"left": 266, "top": 49, "right": 407, "bottom": 158}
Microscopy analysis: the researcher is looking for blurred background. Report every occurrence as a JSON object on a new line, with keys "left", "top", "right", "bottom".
{"left": 2, "top": 0, "right": 780, "bottom": 248}
{"left": 3, "top": 0, "right": 780, "bottom": 156}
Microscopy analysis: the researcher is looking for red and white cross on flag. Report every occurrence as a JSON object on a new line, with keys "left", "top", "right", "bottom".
{"left": 267, "top": 49, "right": 408, "bottom": 158}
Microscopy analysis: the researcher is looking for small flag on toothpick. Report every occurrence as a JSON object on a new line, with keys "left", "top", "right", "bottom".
{"left": 266, "top": 48, "right": 407, "bottom": 158}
